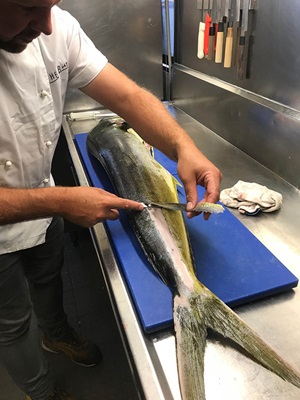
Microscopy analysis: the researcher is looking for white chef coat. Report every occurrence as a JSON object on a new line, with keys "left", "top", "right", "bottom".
{"left": 0, "top": 6, "right": 108, "bottom": 254}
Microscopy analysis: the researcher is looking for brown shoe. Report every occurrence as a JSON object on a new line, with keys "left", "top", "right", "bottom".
{"left": 26, "top": 387, "right": 76, "bottom": 399}
{"left": 42, "top": 328, "right": 102, "bottom": 367}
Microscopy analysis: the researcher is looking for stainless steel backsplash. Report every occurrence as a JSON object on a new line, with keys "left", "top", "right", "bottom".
{"left": 173, "top": 0, "right": 300, "bottom": 188}
{"left": 60, "top": 0, "right": 163, "bottom": 113}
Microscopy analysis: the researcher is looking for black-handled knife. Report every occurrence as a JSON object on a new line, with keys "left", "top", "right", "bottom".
{"left": 237, "top": 0, "right": 249, "bottom": 79}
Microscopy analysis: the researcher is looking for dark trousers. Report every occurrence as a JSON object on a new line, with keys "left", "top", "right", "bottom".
{"left": 0, "top": 217, "right": 68, "bottom": 399}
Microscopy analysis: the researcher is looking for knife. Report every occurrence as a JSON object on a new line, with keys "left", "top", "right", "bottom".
{"left": 204, "top": 0, "right": 212, "bottom": 57}
{"left": 197, "top": 0, "right": 206, "bottom": 59}
{"left": 221, "top": 0, "right": 230, "bottom": 50}
{"left": 237, "top": 0, "right": 250, "bottom": 79}
{"left": 145, "top": 202, "right": 225, "bottom": 214}
{"left": 223, "top": 0, "right": 234, "bottom": 68}
{"left": 207, "top": 0, "right": 218, "bottom": 60}
{"left": 232, "top": 0, "right": 241, "bottom": 66}
{"left": 215, "top": 0, "right": 224, "bottom": 63}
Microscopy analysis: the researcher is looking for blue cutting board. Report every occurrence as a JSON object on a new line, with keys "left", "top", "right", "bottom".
{"left": 75, "top": 133, "right": 298, "bottom": 333}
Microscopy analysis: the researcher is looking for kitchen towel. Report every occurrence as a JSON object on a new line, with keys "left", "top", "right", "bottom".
{"left": 220, "top": 181, "right": 283, "bottom": 215}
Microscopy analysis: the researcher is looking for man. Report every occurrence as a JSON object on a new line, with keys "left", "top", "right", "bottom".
{"left": 0, "top": 1, "right": 222, "bottom": 399}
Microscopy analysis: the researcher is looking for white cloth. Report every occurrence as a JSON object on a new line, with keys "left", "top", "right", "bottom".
{"left": 0, "top": 6, "right": 108, "bottom": 254}
{"left": 220, "top": 181, "right": 283, "bottom": 215}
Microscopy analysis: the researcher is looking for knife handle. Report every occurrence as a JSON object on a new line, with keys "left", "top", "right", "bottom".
{"left": 204, "top": 13, "right": 212, "bottom": 56}
{"left": 237, "top": 34, "right": 248, "bottom": 79}
{"left": 197, "top": 21, "right": 206, "bottom": 59}
{"left": 215, "top": 21, "right": 224, "bottom": 63}
{"left": 213, "top": 22, "right": 218, "bottom": 50}
{"left": 207, "top": 26, "right": 215, "bottom": 60}
{"left": 224, "top": 26, "right": 233, "bottom": 68}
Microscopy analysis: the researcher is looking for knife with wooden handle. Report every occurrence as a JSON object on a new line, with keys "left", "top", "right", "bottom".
{"left": 224, "top": 0, "right": 234, "bottom": 68}
{"left": 215, "top": 20, "right": 224, "bottom": 62}
{"left": 214, "top": 0, "right": 224, "bottom": 63}
{"left": 223, "top": 24, "right": 233, "bottom": 67}
{"left": 197, "top": 0, "right": 206, "bottom": 59}
{"left": 221, "top": 0, "right": 230, "bottom": 56}
{"left": 208, "top": 25, "right": 215, "bottom": 60}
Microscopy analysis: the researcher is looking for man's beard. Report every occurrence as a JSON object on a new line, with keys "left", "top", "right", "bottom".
{"left": 0, "top": 30, "right": 40, "bottom": 53}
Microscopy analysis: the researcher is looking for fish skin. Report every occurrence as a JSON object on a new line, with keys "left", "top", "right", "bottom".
{"left": 87, "top": 117, "right": 300, "bottom": 399}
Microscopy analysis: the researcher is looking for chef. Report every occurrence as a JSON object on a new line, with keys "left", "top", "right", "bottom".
{"left": 0, "top": 1, "right": 222, "bottom": 399}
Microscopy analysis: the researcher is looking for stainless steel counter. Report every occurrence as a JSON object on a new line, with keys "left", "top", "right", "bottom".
{"left": 62, "top": 105, "right": 300, "bottom": 400}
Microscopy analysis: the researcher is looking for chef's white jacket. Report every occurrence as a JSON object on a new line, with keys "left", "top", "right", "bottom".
{"left": 0, "top": 6, "right": 108, "bottom": 254}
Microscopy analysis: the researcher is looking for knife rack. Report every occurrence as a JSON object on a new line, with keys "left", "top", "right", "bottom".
{"left": 196, "top": 0, "right": 257, "bottom": 79}
{"left": 197, "top": 0, "right": 256, "bottom": 11}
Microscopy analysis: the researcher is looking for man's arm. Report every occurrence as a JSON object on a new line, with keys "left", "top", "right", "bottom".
{"left": 81, "top": 63, "right": 222, "bottom": 216}
{"left": 0, "top": 186, "right": 144, "bottom": 227}
{"left": 81, "top": 63, "right": 194, "bottom": 160}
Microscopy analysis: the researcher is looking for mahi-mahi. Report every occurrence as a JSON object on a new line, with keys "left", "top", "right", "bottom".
{"left": 87, "top": 117, "right": 300, "bottom": 400}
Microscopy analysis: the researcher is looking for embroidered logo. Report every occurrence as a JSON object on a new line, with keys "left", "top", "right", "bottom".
{"left": 48, "top": 61, "right": 68, "bottom": 84}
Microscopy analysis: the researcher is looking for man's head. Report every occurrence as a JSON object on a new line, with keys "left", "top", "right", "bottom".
{"left": 0, "top": 0, "right": 60, "bottom": 53}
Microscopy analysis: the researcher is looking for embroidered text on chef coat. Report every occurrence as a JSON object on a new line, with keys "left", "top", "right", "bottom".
{"left": 48, "top": 61, "right": 68, "bottom": 84}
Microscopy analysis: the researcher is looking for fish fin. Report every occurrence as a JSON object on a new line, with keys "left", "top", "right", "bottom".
{"left": 174, "top": 285, "right": 300, "bottom": 399}
{"left": 126, "top": 127, "right": 182, "bottom": 189}
{"left": 127, "top": 128, "right": 145, "bottom": 144}
{"left": 204, "top": 292, "right": 300, "bottom": 388}
{"left": 172, "top": 174, "right": 183, "bottom": 188}
{"left": 174, "top": 295, "right": 206, "bottom": 400}
{"left": 154, "top": 161, "right": 182, "bottom": 191}
{"left": 126, "top": 127, "right": 155, "bottom": 157}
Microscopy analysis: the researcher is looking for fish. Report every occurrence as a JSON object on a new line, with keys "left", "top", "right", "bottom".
{"left": 87, "top": 116, "right": 300, "bottom": 400}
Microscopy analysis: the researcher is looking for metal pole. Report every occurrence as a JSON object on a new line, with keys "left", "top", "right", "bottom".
{"left": 164, "top": 0, "right": 173, "bottom": 100}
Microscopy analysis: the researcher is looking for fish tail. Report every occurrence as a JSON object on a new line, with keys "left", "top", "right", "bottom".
{"left": 174, "top": 294, "right": 207, "bottom": 400}
{"left": 205, "top": 292, "right": 300, "bottom": 387}
{"left": 174, "top": 284, "right": 300, "bottom": 400}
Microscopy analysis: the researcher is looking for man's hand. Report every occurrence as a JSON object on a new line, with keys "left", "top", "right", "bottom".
{"left": 176, "top": 145, "right": 222, "bottom": 220}
{"left": 60, "top": 186, "right": 144, "bottom": 227}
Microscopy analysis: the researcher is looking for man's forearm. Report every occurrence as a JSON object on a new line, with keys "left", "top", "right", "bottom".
{"left": 115, "top": 87, "right": 197, "bottom": 161}
{"left": 81, "top": 63, "right": 198, "bottom": 161}
{"left": 0, "top": 187, "right": 69, "bottom": 225}
{"left": 0, "top": 186, "right": 145, "bottom": 227}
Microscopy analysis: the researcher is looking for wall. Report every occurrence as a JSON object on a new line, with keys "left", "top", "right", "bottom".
{"left": 60, "top": 0, "right": 163, "bottom": 112}
{"left": 172, "top": 0, "right": 300, "bottom": 188}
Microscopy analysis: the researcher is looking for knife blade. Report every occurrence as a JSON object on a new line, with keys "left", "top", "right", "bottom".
{"left": 145, "top": 202, "right": 225, "bottom": 214}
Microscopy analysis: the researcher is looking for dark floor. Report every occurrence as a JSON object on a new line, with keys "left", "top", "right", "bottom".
{"left": 0, "top": 228, "right": 140, "bottom": 400}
